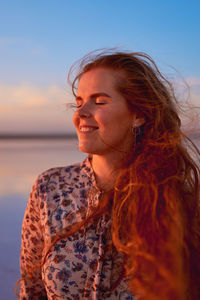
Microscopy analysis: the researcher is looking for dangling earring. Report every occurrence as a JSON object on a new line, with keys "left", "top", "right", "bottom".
{"left": 132, "top": 124, "right": 141, "bottom": 136}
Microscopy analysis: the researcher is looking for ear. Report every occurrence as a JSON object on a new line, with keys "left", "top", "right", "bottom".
{"left": 132, "top": 116, "right": 145, "bottom": 127}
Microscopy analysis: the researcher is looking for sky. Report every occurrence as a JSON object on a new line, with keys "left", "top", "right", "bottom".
{"left": 0, "top": 0, "right": 200, "bottom": 134}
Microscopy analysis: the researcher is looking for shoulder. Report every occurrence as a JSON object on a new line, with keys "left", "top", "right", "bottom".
{"left": 38, "top": 162, "right": 82, "bottom": 180}
{"left": 36, "top": 161, "right": 81, "bottom": 185}
{"left": 33, "top": 159, "right": 89, "bottom": 195}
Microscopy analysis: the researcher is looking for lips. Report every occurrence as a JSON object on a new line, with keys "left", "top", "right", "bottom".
{"left": 79, "top": 125, "right": 98, "bottom": 132}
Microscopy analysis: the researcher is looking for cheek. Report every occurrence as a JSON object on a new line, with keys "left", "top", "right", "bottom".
{"left": 96, "top": 113, "right": 111, "bottom": 130}
{"left": 101, "top": 110, "right": 131, "bottom": 130}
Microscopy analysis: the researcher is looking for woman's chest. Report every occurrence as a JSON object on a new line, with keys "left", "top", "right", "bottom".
{"left": 42, "top": 221, "right": 135, "bottom": 299}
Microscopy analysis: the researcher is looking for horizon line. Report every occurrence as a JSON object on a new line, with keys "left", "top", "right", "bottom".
{"left": 0, "top": 131, "right": 199, "bottom": 140}
{"left": 0, "top": 133, "right": 77, "bottom": 140}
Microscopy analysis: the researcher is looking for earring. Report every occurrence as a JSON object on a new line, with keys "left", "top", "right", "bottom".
{"left": 132, "top": 124, "right": 140, "bottom": 136}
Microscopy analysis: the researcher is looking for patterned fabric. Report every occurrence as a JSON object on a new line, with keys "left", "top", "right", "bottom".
{"left": 19, "top": 157, "right": 136, "bottom": 299}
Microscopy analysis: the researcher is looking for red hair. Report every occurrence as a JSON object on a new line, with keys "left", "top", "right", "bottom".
{"left": 17, "top": 50, "right": 200, "bottom": 299}
{"left": 69, "top": 50, "right": 200, "bottom": 299}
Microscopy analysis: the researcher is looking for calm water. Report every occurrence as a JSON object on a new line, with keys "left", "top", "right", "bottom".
{"left": 0, "top": 137, "right": 199, "bottom": 300}
{"left": 0, "top": 138, "right": 86, "bottom": 300}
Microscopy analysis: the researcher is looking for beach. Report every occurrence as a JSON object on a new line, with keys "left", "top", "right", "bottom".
{"left": 0, "top": 136, "right": 199, "bottom": 300}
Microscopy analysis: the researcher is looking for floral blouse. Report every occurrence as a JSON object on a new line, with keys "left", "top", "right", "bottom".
{"left": 19, "top": 157, "right": 136, "bottom": 299}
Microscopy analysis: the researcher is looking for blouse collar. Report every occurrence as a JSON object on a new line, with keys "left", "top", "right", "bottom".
{"left": 81, "top": 155, "right": 99, "bottom": 189}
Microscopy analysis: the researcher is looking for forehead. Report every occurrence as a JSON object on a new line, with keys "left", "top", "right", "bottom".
{"left": 77, "top": 68, "right": 122, "bottom": 95}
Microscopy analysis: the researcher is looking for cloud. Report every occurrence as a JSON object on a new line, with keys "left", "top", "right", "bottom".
{"left": 0, "top": 78, "right": 199, "bottom": 134}
{"left": 185, "top": 77, "right": 200, "bottom": 107}
{"left": 186, "top": 77, "right": 200, "bottom": 87}
{"left": 171, "top": 77, "right": 200, "bottom": 132}
{"left": 0, "top": 83, "right": 48, "bottom": 107}
{"left": 0, "top": 83, "right": 76, "bottom": 133}
{"left": 0, "top": 83, "right": 74, "bottom": 108}
{"left": 174, "top": 77, "right": 200, "bottom": 106}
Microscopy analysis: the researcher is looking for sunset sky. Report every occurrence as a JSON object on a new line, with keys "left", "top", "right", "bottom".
{"left": 0, "top": 0, "right": 200, "bottom": 134}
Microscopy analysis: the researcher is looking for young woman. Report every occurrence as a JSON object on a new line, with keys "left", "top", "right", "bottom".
{"left": 18, "top": 50, "right": 200, "bottom": 300}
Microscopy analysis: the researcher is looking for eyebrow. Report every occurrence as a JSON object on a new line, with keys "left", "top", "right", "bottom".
{"left": 76, "top": 92, "right": 112, "bottom": 101}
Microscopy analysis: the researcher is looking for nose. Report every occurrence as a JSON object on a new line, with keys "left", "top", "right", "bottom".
{"left": 77, "top": 102, "right": 92, "bottom": 118}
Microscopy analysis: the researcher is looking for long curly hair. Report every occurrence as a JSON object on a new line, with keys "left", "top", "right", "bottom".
{"left": 17, "top": 50, "right": 200, "bottom": 300}
{"left": 68, "top": 50, "right": 200, "bottom": 300}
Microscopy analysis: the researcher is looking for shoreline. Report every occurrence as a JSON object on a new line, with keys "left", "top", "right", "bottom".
{"left": 0, "top": 133, "right": 77, "bottom": 140}
{"left": 0, "top": 131, "right": 199, "bottom": 140}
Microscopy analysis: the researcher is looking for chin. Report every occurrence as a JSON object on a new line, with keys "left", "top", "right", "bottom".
{"left": 79, "top": 147, "right": 90, "bottom": 154}
{"left": 78, "top": 144, "right": 102, "bottom": 155}
{"left": 79, "top": 143, "right": 94, "bottom": 154}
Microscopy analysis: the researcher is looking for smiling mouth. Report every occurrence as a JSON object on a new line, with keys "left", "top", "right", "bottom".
{"left": 79, "top": 126, "right": 98, "bottom": 132}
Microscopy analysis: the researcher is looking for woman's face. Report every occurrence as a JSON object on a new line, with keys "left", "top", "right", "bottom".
{"left": 73, "top": 68, "right": 140, "bottom": 156}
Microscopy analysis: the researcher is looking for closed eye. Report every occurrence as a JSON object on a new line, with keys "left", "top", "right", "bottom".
{"left": 95, "top": 98, "right": 107, "bottom": 105}
{"left": 95, "top": 102, "right": 106, "bottom": 105}
{"left": 74, "top": 96, "right": 108, "bottom": 108}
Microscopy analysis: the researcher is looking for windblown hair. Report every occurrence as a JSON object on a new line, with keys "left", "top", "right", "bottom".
{"left": 68, "top": 50, "right": 200, "bottom": 300}
{"left": 17, "top": 50, "right": 200, "bottom": 299}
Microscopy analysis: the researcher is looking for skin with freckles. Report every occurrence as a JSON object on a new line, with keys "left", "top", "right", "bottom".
{"left": 73, "top": 68, "right": 144, "bottom": 189}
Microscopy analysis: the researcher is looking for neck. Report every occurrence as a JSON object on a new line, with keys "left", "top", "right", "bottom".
{"left": 91, "top": 153, "right": 123, "bottom": 191}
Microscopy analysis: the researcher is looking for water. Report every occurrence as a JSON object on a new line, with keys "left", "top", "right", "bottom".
{"left": 0, "top": 138, "right": 86, "bottom": 300}
{"left": 0, "top": 137, "right": 199, "bottom": 300}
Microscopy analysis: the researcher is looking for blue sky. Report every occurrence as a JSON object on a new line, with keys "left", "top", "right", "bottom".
{"left": 0, "top": 0, "right": 200, "bottom": 133}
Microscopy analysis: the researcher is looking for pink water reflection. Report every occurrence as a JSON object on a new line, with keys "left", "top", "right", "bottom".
{"left": 0, "top": 138, "right": 86, "bottom": 300}
{"left": 0, "top": 138, "right": 86, "bottom": 197}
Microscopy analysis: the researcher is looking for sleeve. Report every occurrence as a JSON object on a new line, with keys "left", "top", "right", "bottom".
{"left": 18, "top": 177, "right": 48, "bottom": 299}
